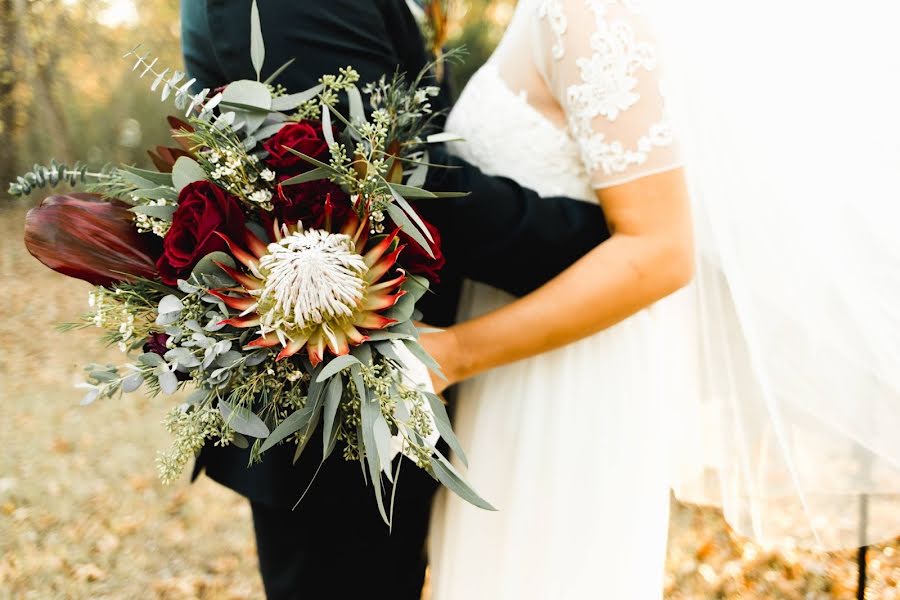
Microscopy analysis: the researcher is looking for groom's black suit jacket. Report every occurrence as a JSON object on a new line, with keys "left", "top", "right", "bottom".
{"left": 181, "top": 1, "right": 609, "bottom": 597}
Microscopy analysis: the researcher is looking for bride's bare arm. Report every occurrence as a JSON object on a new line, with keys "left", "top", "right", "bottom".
{"left": 422, "top": 168, "right": 693, "bottom": 390}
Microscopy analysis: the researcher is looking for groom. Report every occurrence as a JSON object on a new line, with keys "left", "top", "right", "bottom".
{"left": 181, "top": 1, "right": 609, "bottom": 598}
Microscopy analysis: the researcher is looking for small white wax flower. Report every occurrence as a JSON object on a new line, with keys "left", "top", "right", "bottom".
{"left": 249, "top": 189, "right": 273, "bottom": 205}
{"left": 260, "top": 168, "right": 275, "bottom": 182}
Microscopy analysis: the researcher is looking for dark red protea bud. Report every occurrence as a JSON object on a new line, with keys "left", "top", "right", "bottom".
{"left": 143, "top": 332, "right": 170, "bottom": 355}
{"left": 24, "top": 193, "right": 162, "bottom": 286}
{"left": 148, "top": 145, "right": 192, "bottom": 173}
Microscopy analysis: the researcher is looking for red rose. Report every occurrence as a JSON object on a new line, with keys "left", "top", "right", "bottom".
{"left": 273, "top": 179, "right": 354, "bottom": 230}
{"left": 157, "top": 181, "right": 247, "bottom": 284}
{"left": 396, "top": 214, "right": 446, "bottom": 284}
{"left": 263, "top": 120, "right": 331, "bottom": 174}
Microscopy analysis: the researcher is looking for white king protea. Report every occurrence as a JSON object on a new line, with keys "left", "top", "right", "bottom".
{"left": 211, "top": 217, "right": 407, "bottom": 365}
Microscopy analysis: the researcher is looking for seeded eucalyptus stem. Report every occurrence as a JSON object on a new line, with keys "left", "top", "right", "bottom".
{"left": 8, "top": 161, "right": 113, "bottom": 197}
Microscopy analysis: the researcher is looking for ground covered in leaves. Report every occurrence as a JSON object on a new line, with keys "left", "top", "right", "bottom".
{"left": 3, "top": 205, "right": 899, "bottom": 599}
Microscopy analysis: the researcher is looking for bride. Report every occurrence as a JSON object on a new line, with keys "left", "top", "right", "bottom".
{"left": 423, "top": 1, "right": 690, "bottom": 597}
{"left": 421, "top": 0, "right": 900, "bottom": 598}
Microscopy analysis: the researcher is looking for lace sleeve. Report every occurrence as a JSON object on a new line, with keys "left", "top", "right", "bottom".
{"left": 533, "top": 0, "right": 682, "bottom": 189}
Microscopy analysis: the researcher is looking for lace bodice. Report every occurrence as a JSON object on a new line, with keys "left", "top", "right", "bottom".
{"left": 446, "top": 0, "right": 681, "bottom": 198}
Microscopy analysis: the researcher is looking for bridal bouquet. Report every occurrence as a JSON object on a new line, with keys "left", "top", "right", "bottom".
{"left": 8, "top": 2, "right": 490, "bottom": 524}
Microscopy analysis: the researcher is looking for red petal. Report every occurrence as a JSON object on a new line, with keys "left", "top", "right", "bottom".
{"left": 276, "top": 335, "right": 309, "bottom": 361}
{"left": 363, "top": 228, "right": 400, "bottom": 268}
{"left": 363, "top": 290, "right": 406, "bottom": 311}
{"left": 243, "top": 228, "right": 270, "bottom": 259}
{"left": 340, "top": 211, "right": 361, "bottom": 238}
{"left": 355, "top": 312, "right": 397, "bottom": 330}
{"left": 218, "top": 315, "right": 261, "bottom": 328}
{"left": 368, "top": 272, "right": 406, "bottom": 293}
{"left": 245, "top": 335, "right": 281, "bottom": 349}
{"left": 323, "top": 326, "right": 349, "bottom": 356}
{"left": 208, "top": 289, "right": 257, "bottom": 311}
{"left": 307, "top": 331, "right": 326, "bottom": 366}
{"left": 214, "top": 231, "right": 258, "bottom": 270}
{"left": 366, "top": 245, "right": 404, "bottom": 283}
{"left": 215, "top": 261, "right": 264, "bottom": 291}
{"left": 341, "top": 323, "right": 369, "bottom": 346}
{"left": 24, "top": 193, "right": 160, "bottom": 286}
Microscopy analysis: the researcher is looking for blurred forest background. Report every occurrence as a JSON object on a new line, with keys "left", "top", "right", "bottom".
{"left": 0, "top": 1, "right": 898, "bottom": 598}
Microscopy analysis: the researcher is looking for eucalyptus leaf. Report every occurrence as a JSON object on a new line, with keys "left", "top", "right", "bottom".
{"left": 321, "top": 375, "right": 343, "bottom": 458}
{"left": 158, "top": 294, "right": 184, "bottom": 314}
{"left": 405, "top": 155, "right": 429, "bottom": 188}
{"left": 219, "top": 400, "right": 270, "bottom": 438}
{"left": 122, "top": 165, "right": 174, "bottom": 187}
{"left": 244, "top": 350, "right": 269, "bottom": 366}
{"left": 354, "top": 365, "right": 389, "bottom": 524}
{"left": 191, "top": 252, "right": 236, "bottom": 280}
{"left": 263, "top": 57, "right": 296, "bottom": 86}
{"left": 385, "top": 204, "right": 434, "bottom": 259}
{"left": 402, "top": 339, "right": 445, "bottom": 380}
{"left": 431, "top": 451, "right": 496, "bottom": 511}
{"left": 249, "top": 0, "right": 265, "bottom": 80}
{"left": 259, "top": 408, "right": 312, "bottom": 454}
{"left": 383, "top": 291, "right": 416, "bottom": 323}
{"left": 122, "top": 373, "right": 144, "bottom": 394}
{"left": 90, "top": 371, "right": 118, "bottom": 383}
{"left": 292, "top": 400, "right": 323, "bottom": 464}
{"left": 133, "top": 186, "right": 179, "bottom": 202}
{"left": 81, "top": 388, "right": 100, "bottom": 406}
{"left": 347, "top": 85, "right": 366, "bottom": 126}
{"left": 186, "top": 388, "right": 209, "bottom": 405}
{"left": 316, "top": 354, "right": 360, "bottom": 382}
{"left": 350, "top": 343, "right": 372, "bottom": 366}
{"left": 321, "top": 103, "right": 335, "bottom": 146}
{"left": 231, "top": 432, "right": 250, "bottom": 449}
{"left": 402, "top": 274, "right": 430, "bottom": 303}
{"left": 426, "top": 132, "right": 465, "bottom": 143}
{"left": 426, "top": 392, "right": 468, "bottom": 467}
{"left": 374, "top": 341, "right": 408, "bottom": 369}
{"left": 216, "top": 350, "right": 243, "bottom": 368}
{"left": 118, "top": 170, "right": 157, "bottom": 189}
{"left": 373, "top": 416, "right": 393, "bottom": 478}
{"left": 220, "top": 79, "right": 272, "bottom": 135}
{"left": 366, "top": 329, "right": 415, "bottom": 342}
{"left": 280, "top": 166, "right": 331, "bottom": 186}
{"left": 157, "top": 367, "right": 178, "bottom": 395}
{"left": 254, "top": 121, "right": 287, "bottom": 141}
{"left": 138, "top": 352, "right": 166, "bottom": 367}
{"left": 388, "top": 186, "right": 435, "bottom": 243}
{"left": 130, "top": 204, "right": 176, "bottom": 221}
{"left": 388, "top": 319, "right": 419, "bottom": 338}
{"left": 388, "top": 183, "right": 438, "bottom": 200}
{"left": 269, "top": 83, "right": 324, "bottom": 112}
{"left": 281, "top": 147, "right": 330, "bottom": 169}
{"left": 171, "top": 157, "right": 207, "bottom": 192}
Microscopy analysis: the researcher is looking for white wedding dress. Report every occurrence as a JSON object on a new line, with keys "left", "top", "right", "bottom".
{"left": 429, "top": 0, "right": 900, "bottom": 596}
{"left": 428, "top": 1, "right": 685, "bottom": 598}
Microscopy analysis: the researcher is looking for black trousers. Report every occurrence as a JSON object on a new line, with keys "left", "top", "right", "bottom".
{"left": 236, "top": 439, "right": 440, "bottom": 600}
{"left": 251, "top": 492, "right": 431, "bottom": 600}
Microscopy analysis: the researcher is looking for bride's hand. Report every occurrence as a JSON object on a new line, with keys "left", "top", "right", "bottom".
{"left": 417, "top": 326, "right": 465, "bottom": 395}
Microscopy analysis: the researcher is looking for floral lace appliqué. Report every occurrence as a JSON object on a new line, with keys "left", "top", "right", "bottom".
{"left": 542, "top": 0, "right": 674, "bottom": 179}
{"left": 537, "top": 0, "right": 568, "bottom": 60}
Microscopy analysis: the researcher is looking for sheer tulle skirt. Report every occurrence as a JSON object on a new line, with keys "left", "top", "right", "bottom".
{"left": 428, "top": 281, "right": 688, "bottom": 600}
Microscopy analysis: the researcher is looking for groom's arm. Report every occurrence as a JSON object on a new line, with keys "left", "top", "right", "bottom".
{"left": 420, "top": 147, "right": 610, "bottom": 297}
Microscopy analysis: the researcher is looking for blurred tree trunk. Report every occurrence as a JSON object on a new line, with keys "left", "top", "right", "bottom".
{"left": 13, "top": 0, "right": 74, "bottom": 162}
{"left": 0, "top": 0, "right": 18, "bottom": 186}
